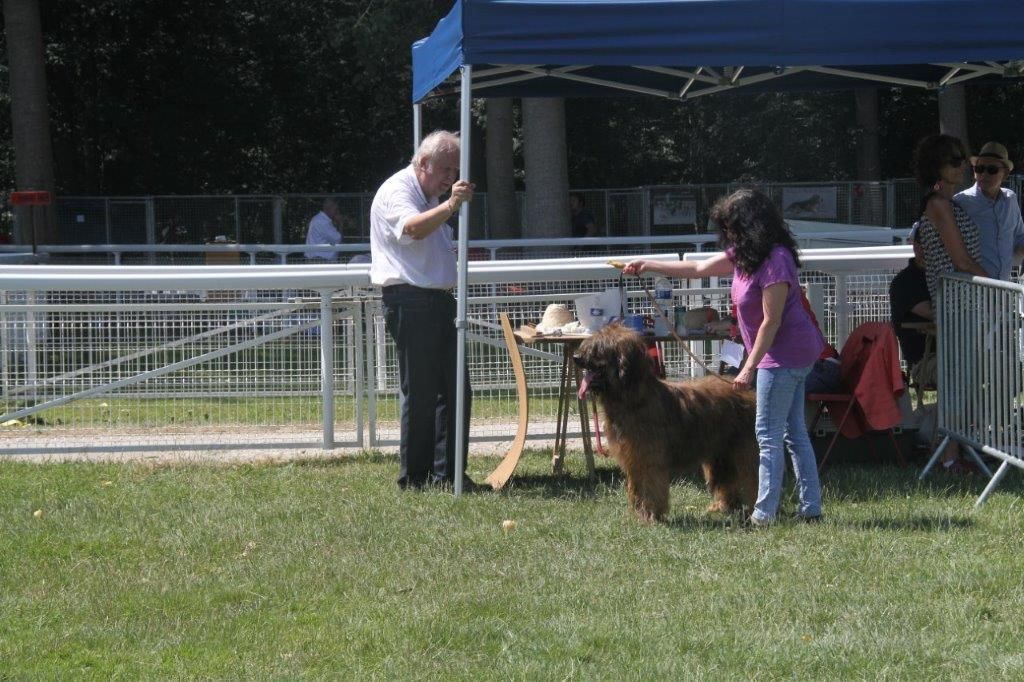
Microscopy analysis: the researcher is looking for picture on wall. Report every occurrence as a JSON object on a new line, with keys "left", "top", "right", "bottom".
{"left": 652, "top": 193, "right": 697, "bottom": 226}
{"left": 782, "top": 186, "right": 838, "bottom": 220}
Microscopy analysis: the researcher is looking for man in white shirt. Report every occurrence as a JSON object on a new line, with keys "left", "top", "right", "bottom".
{"left": 370, "top": 130, "right": 479, "bottom": 491}
{"left": 304, "top": 197, "right": 343, "bottom": 262}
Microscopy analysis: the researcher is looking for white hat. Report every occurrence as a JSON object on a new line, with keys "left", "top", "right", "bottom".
{"left": 538, "top": 303, "right": 574, "bottom": 330}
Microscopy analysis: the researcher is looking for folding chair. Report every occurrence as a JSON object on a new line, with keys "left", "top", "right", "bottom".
{"left": 806, "top": 322, "right": 908, "bottom": 471}
{"left": 908, "top": 331, "right": 937, "bottom": 410}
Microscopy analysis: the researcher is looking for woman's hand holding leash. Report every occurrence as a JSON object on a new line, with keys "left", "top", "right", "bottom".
{"left": 733, "top": 366, "right": 755, "bottom": 391}
{"left": 622, "top": 260, "right": 648, "bottom": 276}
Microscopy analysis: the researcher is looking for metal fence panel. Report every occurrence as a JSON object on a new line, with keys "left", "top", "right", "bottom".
{"left": 0, "top": 289, "right": 361, "bottom": 453}
{"left": 0, "top": 249, "right": 917, "bottom": 456}
{"left": 924, "top": 274, "right": 1024, "bottom": 505}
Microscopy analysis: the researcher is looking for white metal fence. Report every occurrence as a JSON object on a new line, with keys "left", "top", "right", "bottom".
{"left": 0, "top": 248, "right": 913, "bottom": 456}
{"left": 0, "top": 227, "right": 910, "bottom": 269}
{"left": 920, "top": 274, "right": 1024, "bottom": 505}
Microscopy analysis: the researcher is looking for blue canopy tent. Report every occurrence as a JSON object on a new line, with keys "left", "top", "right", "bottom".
{"left": 410, "top": 0, "right": 1024, "bottom": 492}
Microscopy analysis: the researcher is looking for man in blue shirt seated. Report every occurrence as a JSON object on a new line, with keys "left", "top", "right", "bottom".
{"left": 954, "top": 141, "right": 1024, "bottom": 281}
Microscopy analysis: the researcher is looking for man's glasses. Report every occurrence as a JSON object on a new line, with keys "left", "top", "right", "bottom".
{"left": 973, "top": 164, "right": 1004, "bottom": 175}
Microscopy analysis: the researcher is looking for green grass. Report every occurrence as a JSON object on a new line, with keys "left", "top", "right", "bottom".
{"left": 2, "top": 451, "right": 1023, "bottom": 679}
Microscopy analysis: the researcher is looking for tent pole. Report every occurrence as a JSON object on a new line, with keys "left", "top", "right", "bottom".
{"left": 413, "top": 104, "right": 422, "bottom": 155}
{"left": 454, "top": 65, "right": 472, "bottom": 496}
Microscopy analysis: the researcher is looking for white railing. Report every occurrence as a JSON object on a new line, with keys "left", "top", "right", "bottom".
{"left": 0, "top": 249, "right": 913, "bottom": 455}
{"left": 920, "top": 273, "right": 1024, "bottom": 505}
{"left": 0, "top": 225, "right": 910, "bottom": 266}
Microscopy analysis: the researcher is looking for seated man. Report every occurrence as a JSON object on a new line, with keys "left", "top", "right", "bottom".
{"left": 570, "top": 193, "right": 597, "bottom": 239}
{"left": 304, "top": 197, "right": 344, "bottom": 262}
{"left": 889, "top": 223, "right": 933, "bottom": 370}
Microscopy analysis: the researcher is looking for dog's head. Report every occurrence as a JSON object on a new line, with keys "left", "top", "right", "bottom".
{"left": 574, "top": 323, "right": 651, "bottom": 399}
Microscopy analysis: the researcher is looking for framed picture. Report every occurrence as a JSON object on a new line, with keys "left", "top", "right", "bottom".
{"left": 652, "top": 193, "right": 697, "bottom": 226}
{"left": 782, "top": 186, "right": 837, "bottom": 219}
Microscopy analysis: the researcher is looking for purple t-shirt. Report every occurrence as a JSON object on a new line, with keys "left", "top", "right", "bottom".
{"left": 729, "top": 245, "right": 825, "bottom": 369}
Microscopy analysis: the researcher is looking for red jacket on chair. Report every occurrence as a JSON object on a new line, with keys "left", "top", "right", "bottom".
{"left": 827, "top": 322, "right": 905, "bottom": 438}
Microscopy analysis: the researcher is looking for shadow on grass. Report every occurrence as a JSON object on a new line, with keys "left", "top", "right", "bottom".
{"left": 839, "top": 515, "right": 976, "bottom": 531}
{"left": 498, "top": 468, "right": 624, "bottom": 499}
{"left": 663, "top": 513, "right": 749, "bottom": 531}
{"left": 289, "top": 450, "right": 397, "bottom": 468}
{"left": 819, "top": 460, "right": 1024, "bottom": 501}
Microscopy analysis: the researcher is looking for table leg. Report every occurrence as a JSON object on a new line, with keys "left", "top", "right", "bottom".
{"left": 573, "top": 362, "right": 597, "bottom": 478}
{"left": 551, "top": 347, "right": 572, "bottom": 474}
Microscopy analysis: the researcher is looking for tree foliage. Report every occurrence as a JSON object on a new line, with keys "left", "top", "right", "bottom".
{"left": 2, "top": 1, "right": 1024, "bottom": 195}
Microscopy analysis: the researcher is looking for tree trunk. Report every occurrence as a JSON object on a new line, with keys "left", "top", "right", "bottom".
{"left": 854, "top": 89, "right": 881, "bottom": 181}
{"left": 3, "top": 0, "right": 57, "bottom": 245}
{"left": 522, "top": 97, "right": 570, "bottom": 238}
{"left": 485, "top": 98, "right": 518, "bottom": 239}
{"left": 853, "top": 88, "right": 885, "bottom": 224}
{"left": 938, "top": 83, "right": 973, "bottom": 184}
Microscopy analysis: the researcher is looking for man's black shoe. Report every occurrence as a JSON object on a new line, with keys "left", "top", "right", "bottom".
{"left": 791, "top": 513, "right": 823, "bottom": 523}
{"left": 458, "top": 476, "right": 487, "bottom": 493}
{"left": 426, "top": 474, "right": 486, "bottom": 493}
{"left": 397, "top": 475, "right": 428, "bottom": 491}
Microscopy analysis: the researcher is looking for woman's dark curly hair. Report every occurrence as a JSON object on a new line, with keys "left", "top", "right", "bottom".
{"left": 913, "top": 134, "right": 967, "bottom": 190}
{"left": 710, "top": 189, "right": 800, "bottom": 276}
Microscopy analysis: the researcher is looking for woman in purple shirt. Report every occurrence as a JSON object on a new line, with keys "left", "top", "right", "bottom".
{"left": 624, "top": 189, "right": 825, "bottom": 526}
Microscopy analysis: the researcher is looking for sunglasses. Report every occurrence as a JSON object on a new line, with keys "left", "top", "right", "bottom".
{"left": 973, "top": 164, "right": 1005, "bottom": 175}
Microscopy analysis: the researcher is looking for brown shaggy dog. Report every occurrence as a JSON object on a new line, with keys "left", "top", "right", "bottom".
{"left": 575, "top": 324, "right": 758, "bottom": 522}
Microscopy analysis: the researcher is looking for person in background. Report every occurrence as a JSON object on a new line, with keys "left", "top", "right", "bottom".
{"left": 889, "top": 222, "right": 933, "bottom": 369}
{"left": 954, "top": 141, "right": 1024, "bottom": 281}
{"left": 369, "top": 130, "right": 479, "bottom": 492}
{"left": 912, "top": 134, "right": 987, "bottom": 301}
{"left": 624, "top": 189, "right": 825, "bottom": 526}
{"left": 912, "top": 134, "right": 986, "bottom": 474}
{"left": 304, "top": 197, "right": 344, "bottom": 262}
{"left": 800, "top": 291, "right": 841, "bottom": 394}
{"left": 570, "top": 193, "right": 597, "bottom": 239}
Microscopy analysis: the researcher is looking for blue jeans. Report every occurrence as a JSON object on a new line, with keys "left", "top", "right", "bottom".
{"left": 751, "top": 366, "right": 822, "bottom": 522}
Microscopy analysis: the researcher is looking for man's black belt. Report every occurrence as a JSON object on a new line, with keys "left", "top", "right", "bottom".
{"left": 382, "top": 283, "right": 455, "bottom": 295}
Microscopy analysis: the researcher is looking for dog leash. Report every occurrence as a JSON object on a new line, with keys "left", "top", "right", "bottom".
{"left": 639, "top": 284, "right": 734, "bottom": 384}
{"left": 608, "top": 261, "right": 734, "bottom": 384}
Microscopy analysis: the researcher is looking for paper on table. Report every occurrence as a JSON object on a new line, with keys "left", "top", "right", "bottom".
{"left": 719, "top": 340, "right": 745, "bottom": 368}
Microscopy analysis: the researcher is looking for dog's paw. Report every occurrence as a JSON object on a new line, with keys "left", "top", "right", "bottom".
{"left": 633, "top": 506, "right": 663, "bottom": 524}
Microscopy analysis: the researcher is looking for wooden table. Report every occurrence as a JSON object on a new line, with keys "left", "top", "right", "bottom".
{"left": 900, "top": 320, "right": 936, "bottom": 334}
{"left": 486, "top": 316, "right": 730, "bottom": 489}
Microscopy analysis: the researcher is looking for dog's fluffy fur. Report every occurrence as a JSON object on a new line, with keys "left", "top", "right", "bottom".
{"left": 576, "top": 324, "right": 758, "bottom": 521}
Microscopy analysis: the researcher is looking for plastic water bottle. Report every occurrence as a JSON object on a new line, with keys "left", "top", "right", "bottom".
{"left": 653, "top": 276, "right": 673, "bottom": 336}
